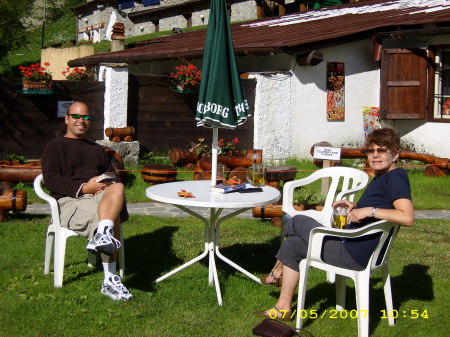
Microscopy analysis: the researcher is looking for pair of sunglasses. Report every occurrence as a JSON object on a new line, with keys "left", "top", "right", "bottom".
{"left": 362, "top": 148, "right": 389, "bottom": 155}
{"left": 67, "top": 114, "right": 91, "bottom": 120}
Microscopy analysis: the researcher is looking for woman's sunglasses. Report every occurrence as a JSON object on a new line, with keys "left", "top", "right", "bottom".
{"left": 67, "top": 114, "right": 91, "bottom": 120}
{"left": 361, "top": 148, "right": 389, "bottom": 155}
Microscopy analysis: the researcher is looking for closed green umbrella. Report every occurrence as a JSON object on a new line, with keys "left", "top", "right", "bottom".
{"left": 196, "top": 0, "right": 251, "bottom": 186}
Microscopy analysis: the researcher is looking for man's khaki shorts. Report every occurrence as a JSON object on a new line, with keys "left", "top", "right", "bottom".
{"left": 58, "top": 192, "right": 105, "bottom": 239}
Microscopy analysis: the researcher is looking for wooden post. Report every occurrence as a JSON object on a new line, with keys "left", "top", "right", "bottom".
{"left": 321, "top": 159, "right": 331, "bottom": 195}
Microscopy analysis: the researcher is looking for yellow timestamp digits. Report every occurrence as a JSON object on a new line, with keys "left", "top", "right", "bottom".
{"left": 281, "top": 309, "right": 369, "bottom": 320}
{"left": 380, "top": 309, "right": 429, "bottom": 319}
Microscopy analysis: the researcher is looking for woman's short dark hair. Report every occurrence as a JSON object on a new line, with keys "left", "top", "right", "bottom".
{"left": 365, "top": 128, "right": 400, "bottom": 154}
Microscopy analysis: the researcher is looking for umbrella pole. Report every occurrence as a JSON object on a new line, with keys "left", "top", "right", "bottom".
{"left": 211, "top": 128, "right": 219, "bottom": 187}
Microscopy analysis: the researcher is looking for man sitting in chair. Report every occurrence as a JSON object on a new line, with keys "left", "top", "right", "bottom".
{"left": 255, "top": 128, "right": 414, "bottom": 320}
{"left": 42, "top": 101, "right": 132, "bottom": 301}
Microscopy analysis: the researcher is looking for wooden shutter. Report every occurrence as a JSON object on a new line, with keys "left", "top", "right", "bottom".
{"left": 380, "top": 48, "right": 427, "bottom": 119}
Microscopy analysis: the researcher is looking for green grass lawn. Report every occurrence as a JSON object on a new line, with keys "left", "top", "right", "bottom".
{"left": 0, "top": 214, "right": 448, "bottom": 337}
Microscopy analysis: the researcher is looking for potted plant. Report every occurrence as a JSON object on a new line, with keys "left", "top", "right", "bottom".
{"left": 170, "top": 63, "right": 202, "bottom": 93}
{"left": 218, "top": 137, "right": 240, "bottom": 156}
{"left": 62, "top": 66, "right": 94, "bottom": 81}
{"left": 19, "top": 62, "right": 53, "bottom": 91}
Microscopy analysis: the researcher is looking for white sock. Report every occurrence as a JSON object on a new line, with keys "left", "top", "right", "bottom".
{"left": 97, "top": 219, "right": 114, "bottom": 235}
{"left": 103, "top": 262, "right": 117, "bottom": 282}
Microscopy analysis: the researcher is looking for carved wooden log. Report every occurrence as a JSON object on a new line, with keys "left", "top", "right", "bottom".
{"left": 193, "top": 161, "right": 210, "bottom": 180}
{"left": 105, "top": 126, "right": 135, "bottom": 138}
{"left": 227, "top": 167, "right": 248, "bottom": 182}
{"left": 141, "top": 164, "right": 177, "bottom": 184}
{"left": 265, "top": 166, "right": 297, "bottom": 182}
{"left": 245, "top": 149, "right": 263, "bottom": 164}
{"left": 339, "top": 148, "right": 450, "bottom": 170}
{"left": 184, "top": 162, "right": 196, "bottom": 171}
{"left": 252, "top": 203, "right": 283, "bottom": 219}
{"left": 0, "top": 161, "right": 42, "bottom": 183}
{"left": 104, "top": 147, "right": 126, "bottom": 182}
{"left": 0, "top": 189, "right": 27, "bottom": 212}
{"left": 199, "top": 156, "right": 253, "bottom": 171}
{"left": 424, "top": 165, "right": 447, "bottom": 177}
{"left": 169, "top": 148, "right": 199, "bottom": 166}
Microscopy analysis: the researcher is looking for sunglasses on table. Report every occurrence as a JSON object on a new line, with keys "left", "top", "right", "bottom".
{"left": 361, "top": 148, "right": 389, "bottom": 155}
{"left": 67, "top": 114, "right": 91, "bottom": 120}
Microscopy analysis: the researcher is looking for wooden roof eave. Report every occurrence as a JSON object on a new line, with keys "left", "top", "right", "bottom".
{"left": 67, "top": 46, "right": 285, "bottom": 67}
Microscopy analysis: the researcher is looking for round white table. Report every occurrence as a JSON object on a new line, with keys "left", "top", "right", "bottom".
{"left": 146, "top": 180, "right": 280, "bottom": 306}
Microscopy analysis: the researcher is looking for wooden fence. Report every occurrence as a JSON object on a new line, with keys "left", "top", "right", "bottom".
{"left": 0, "top": 76, "right": 255, "bottom": 159}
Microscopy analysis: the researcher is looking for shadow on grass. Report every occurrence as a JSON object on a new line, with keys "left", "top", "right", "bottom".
{"left": 295, "top": 263, "right": 433, "bottom": 335}
{"left": 3, "top": 212, "right": 49, "bottom": 221}
{"left": 195, "top": 236, "right": 282, "bottom": 297}
{"left": 124, "top": 226, "right": 184, "bottom": 291}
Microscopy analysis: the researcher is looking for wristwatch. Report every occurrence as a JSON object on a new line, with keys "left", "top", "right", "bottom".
{"left": 371, "top": 207, "right": 377, "bottom": 217}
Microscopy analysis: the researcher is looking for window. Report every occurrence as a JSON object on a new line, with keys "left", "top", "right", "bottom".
{"left": 117, "top": 0, "right": 134, "bottom": 10}
{"left": 431, "top": 48, "right": 450, "bottom": 120}
{"left": 143, "top": 0, "right": 160, "bottom": 6}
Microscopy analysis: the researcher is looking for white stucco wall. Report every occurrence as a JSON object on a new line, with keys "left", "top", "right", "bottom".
{"left": 252, "top": 39, "right": 380, "bottom": 159}
{"left": 252, "top": 38, "right": 450, "bottom": 159}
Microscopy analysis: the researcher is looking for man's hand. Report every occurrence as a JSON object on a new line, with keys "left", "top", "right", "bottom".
{"left": 81, "top": 177, "right": 112, "bottom": 195}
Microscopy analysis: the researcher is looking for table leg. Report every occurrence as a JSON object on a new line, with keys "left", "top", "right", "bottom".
{"left": 153, "top": 205, "right": 260, "bottom": 306}
{"left": 213, "top": 208, "right": 262, "bottom": 284}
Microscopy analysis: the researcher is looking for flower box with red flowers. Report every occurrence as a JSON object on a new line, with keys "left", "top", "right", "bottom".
{"left": 19, "top": 63, "right": 53, "bottom": 91}
{"left": 170, "top": 63, "right": 202, "bottom": 93}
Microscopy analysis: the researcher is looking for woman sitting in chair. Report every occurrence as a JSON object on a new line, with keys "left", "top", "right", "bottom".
{"left": 255, "top": 128, "right": 415, "bottom": 321}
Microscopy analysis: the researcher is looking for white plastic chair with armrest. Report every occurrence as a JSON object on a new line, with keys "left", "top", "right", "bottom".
{"left": 282, "top": 166, "right": 369, "bottom": 224}
{"left": 296, "top": 220, "right": 400, "bottom": 337}
{"left": 33, "top": 174, "right": 125, "bottom": 287}
{"left": 282, "top": 167, "right": 369, "bottom": 282}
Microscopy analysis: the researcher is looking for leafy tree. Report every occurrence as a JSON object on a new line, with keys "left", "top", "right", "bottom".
{"left": 0, "top": 0, "right": 34, "bottom": 64}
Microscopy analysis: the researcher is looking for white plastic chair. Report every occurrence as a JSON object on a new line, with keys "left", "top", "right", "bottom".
{"left": 282, "top": 166, "right": 369, "bottom": 225}
{"left": 33, "top": 174, "right": 125, "bottom": 287}
{"left": 296, "top": 220, "right": 400, "bottom": 337}
{"left": 282, "top": 167, "right": 369, "bottom": 282}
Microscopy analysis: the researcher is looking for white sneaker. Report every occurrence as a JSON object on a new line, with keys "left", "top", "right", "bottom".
{"left": 86, "top": 231, "right": 121, "bottom": 256}
{"left": 101, "top": 275, "right": 133, "bottom": 301}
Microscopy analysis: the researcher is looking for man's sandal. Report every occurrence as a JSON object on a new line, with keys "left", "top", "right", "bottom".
{"left": 254, "top": 306, "right": 293, "bottom": 322}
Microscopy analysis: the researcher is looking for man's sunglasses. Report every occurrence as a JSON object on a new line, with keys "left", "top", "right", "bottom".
{"left": 67, "top": 114, "right": 91, "bottom": 120}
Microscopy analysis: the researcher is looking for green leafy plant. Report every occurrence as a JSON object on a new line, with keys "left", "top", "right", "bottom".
{"left": 188, "top": 138, "right": 211, "bottom": 157}
{"left": 218, "top": 137, "right": 239, "bottom": 155}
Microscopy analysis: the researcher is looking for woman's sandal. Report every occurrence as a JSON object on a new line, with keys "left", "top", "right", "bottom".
{"left": 254, "top": 306, "right": 293, "bottom": 322}
{"left": 259, "top": 274, "right": 283, "bottom": 288}
{"left": 260, "top": 261, "right": 283, "bottom": 287}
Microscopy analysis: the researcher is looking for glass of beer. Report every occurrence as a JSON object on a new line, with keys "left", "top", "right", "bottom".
{"left": 332, "top": 207, "right": 348, "bottom": 229}
{"left": 247, "top": 163, "right": 265, "bottom": 186}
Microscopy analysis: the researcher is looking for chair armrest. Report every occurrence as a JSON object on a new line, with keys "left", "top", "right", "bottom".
{"left": 33, "top": 174, "right": 61, "bottom": 226}
{"left": 307, "top": 220, "right": 390, "bottom": 261}
{"left": 282, "top": 174, "right": 324, "bottom": 214}
{"left": 335, "top": 185, "right": 366, "bottom": 203}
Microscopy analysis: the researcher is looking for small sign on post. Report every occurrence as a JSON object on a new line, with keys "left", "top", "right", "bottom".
{"left": 313, "top": 146, "right": 342, "bottom": 195}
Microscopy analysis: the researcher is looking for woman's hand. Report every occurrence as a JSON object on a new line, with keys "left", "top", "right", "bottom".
{"left": 347, "top": 207, "right": 372, "bottom": 223}
{"left": 332, "top": 199, "right": 356, "bottom": 212}
{"left": 81, "top": 177, "right": 112, "bottom": 195}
